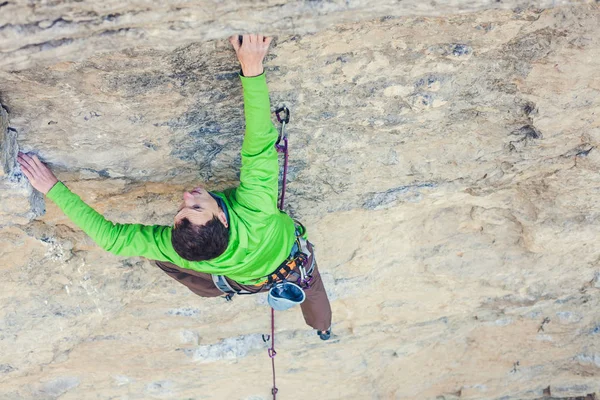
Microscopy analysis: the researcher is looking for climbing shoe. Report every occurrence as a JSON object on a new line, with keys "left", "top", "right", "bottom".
{"left": 317, "top": 329, "right": 331, "bottom": 341}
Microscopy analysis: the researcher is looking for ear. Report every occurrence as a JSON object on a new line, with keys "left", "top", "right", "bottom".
{"left": 217, "top": 210, "right": 228, "bottom": 228}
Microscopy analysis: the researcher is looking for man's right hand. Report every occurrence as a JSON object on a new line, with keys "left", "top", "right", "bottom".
{"left": 17, "top": 152, "right": 59, "bottom": 195}
{"left": 229, "top": 34, "right": 272, "bottom": 77}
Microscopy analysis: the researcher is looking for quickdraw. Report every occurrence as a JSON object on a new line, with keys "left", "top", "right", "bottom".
{"left": 275, "top": 106, "right": 290, "bottom": 210}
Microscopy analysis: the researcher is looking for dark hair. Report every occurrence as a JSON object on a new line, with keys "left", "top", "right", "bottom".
{"left": 171, "top": 215, "right": 229, "bottom": 261}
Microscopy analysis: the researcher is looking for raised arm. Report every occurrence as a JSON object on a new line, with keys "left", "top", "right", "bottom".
{"left": 229, "top": 34, "right": 280, "bottom": 213}
{"left": 17, "top": 152, "right": 177, "bottom": 261}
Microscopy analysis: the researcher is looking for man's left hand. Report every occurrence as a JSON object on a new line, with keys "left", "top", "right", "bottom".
{"left": 229, "top": 34, "right": 272, "bottom": 77}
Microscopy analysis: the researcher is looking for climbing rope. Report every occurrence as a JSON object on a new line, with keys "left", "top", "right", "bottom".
{"left": 264, "top": 106, "right": 290, "bottom": 399}
{"left": 269, "top": 307, "right": 278, "bottom": 397}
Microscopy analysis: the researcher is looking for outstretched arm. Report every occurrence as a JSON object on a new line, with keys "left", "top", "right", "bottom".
{"left": 17, "top": 152, "right": 177, "bottom": 261}
{"left": 229, "top": 34, "right": 280, "bottom": 213}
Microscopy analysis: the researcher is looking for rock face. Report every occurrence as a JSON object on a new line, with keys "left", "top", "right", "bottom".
{"left": 1, "top": 2, "right": 600, "bottom": 399}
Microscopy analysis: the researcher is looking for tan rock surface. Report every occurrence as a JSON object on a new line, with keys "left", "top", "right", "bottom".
{"left": 0, "top": 0, "right": 595, "bottom": 71}
{"left": 1, "top": 2, "right": 600, "bottom": 399}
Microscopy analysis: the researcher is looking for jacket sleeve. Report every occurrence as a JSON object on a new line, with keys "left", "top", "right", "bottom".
{"left": 233, "top": 73, "right": 280, "bottom": 213}
{"left": 46, "top": 182, "right": 178, "bottom": 261}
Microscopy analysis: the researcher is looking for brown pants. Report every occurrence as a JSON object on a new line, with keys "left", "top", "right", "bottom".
{"left": 154, "top": 260, "right": 332, "bottom": 331}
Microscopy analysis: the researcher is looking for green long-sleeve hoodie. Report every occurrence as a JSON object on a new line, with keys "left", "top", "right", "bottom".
{"left": 46, "top": 73, "right": 296, "bottom": 285}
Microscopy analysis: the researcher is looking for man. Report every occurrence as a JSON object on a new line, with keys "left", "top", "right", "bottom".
{"left": 17, "top": 34, "right": 332, "bottom": 340}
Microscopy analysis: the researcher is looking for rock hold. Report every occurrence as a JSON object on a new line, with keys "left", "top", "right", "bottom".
{"left": 0, "top": 105, "right": 45, "bottom": 226}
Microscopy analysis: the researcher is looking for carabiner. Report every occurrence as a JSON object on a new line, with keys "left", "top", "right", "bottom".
{"left": 275, "top": 106, "right": 290, "bottom": 124}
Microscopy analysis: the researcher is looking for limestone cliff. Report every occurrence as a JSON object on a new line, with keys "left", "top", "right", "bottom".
{"left": 1, "top": 1, "right": 600, "bottom": 399}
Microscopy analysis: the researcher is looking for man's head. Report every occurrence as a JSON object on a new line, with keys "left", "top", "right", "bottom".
{"left": 171, "top": 187, "right": 229, "bottom": 261}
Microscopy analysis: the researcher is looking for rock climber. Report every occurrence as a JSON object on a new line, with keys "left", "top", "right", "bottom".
{"left": 17, "top": 34, "right": 332, "bottom": 340}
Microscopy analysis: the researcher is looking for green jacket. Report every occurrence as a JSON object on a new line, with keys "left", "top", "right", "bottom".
{"left": 47, "top": 73, "right": 296, "bottom": 285}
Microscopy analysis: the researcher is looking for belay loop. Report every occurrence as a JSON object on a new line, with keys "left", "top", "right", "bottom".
{"left": 265, "top": 105, "right": 291, "bottom": 399}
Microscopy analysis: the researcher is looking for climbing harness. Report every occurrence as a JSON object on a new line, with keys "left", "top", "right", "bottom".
{"left": 266, "top": 225, "right": 315, "bottom": 288}
{"left": 266, "top": 228, "right": 315, "bottom": 311}
{"left": 210, "top": 274, "right": 254, "bottom": 300}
